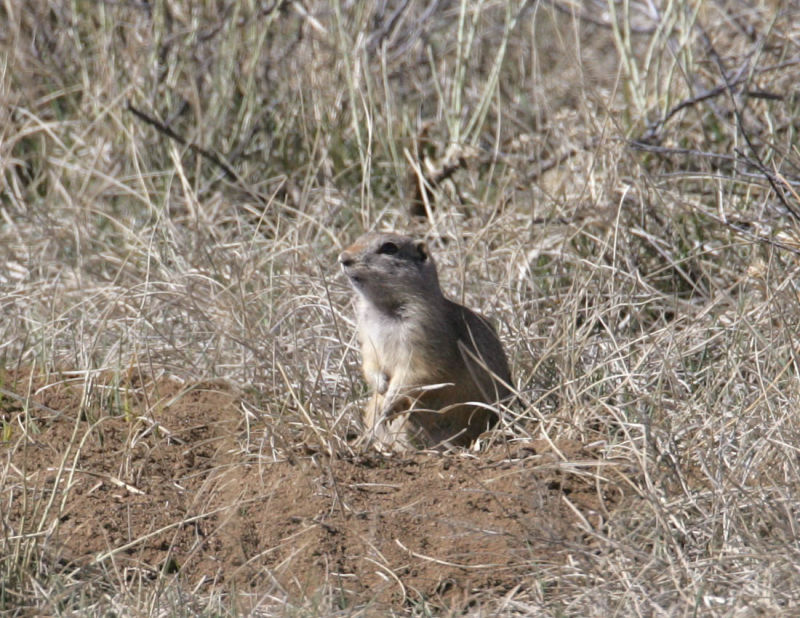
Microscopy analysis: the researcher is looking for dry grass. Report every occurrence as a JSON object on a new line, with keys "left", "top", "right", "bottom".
{"left": 2, "top": 0, "right": 800, "bottom": 614}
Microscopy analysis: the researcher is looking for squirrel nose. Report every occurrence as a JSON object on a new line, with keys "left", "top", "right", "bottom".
{"left": 339, "top": 251, "right": 354, "bottom": 267}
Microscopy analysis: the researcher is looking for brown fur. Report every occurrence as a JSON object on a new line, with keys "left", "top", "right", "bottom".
{"left": 339, "top": 232, "right": 511, "bottom": 450}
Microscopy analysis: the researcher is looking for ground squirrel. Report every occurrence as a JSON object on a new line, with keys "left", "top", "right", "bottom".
{"left": 339, "top": 232, "right": 512, "bottom": 451}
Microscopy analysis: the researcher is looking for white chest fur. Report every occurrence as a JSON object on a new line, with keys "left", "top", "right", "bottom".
{"left": 358, "top": 302, "right": 415, "bottom": 378}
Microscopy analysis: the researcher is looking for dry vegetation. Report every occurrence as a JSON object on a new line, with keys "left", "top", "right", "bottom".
{"left": 2, "top": 0, "right": 800, "bottom": 615}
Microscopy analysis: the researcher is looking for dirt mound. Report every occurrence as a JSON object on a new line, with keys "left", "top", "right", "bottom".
{"left": 1, "top": 370, "right": 630, "bottom": 612}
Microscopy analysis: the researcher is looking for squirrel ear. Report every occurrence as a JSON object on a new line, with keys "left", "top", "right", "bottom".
{"left": 415, "top": 241, "right": 428, "bottom": 262}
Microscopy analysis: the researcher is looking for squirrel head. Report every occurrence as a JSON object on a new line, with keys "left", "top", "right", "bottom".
{"left": 339, "top": 233, "right": 443, "bottom": 314}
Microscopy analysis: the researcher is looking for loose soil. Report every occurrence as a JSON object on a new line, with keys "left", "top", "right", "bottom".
{"left": 1, "top": 370, "right": 633, "bottom": 612}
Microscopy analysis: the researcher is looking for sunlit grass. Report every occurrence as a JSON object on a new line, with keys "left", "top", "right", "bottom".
{"left": 2, "top": 0, "right": 800, "bottom": 614}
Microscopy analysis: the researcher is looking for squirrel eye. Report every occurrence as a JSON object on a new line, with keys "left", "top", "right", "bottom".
{"left": 377, "top": 241, "right": 399, "bottom": 255}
